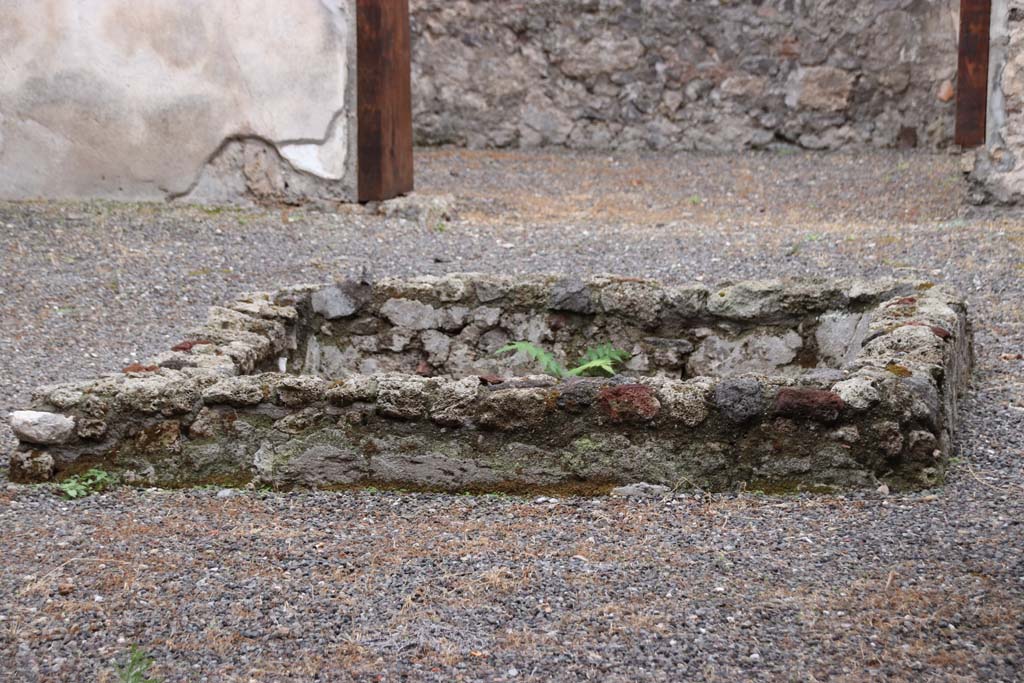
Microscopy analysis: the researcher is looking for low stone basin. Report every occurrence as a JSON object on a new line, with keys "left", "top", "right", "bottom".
{"left": 9, "top": 274, "right": 972, "bottom": 493}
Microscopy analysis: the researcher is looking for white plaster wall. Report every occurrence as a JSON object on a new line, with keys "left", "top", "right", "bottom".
{"left": 0, "top": 0, "right": 357, "bottom": 203}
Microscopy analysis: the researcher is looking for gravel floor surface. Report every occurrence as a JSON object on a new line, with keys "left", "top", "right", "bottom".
{"left": 0, "top": 149, "right": 1021, "bottom": 682}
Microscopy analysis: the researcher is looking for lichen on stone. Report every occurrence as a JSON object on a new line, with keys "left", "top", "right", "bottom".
{"left": 7, "top": 274, "right": 972, "bottom": 493}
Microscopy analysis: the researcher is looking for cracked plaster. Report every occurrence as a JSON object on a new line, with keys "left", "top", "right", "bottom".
{"left": 0, "top": 0, "right": 357, "bottom": 203}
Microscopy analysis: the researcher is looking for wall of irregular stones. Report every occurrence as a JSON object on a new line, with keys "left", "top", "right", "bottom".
{"left": 297, "top": 275, "right": 872, "bottom": 381}
{"left": 410, "top": 0, "right": 960, "bottom": 151}
{"left": 9, "top": 274, "right": 972, "bottom": 493}
{"left": 967, "top": 0, "right": 1024, "bottom": 203}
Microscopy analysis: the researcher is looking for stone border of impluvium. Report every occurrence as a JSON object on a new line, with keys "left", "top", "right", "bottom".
{"left": 8, "top": 274, "right": 971, "bottom": 493}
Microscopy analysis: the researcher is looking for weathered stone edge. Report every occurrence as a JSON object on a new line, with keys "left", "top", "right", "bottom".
{"left": 9, "top": 275, "right": 969, "bottom": 491}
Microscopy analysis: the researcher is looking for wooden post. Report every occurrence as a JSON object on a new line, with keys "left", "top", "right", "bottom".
{"left": 357, "top": 0, "right": 414, "bottom": 202}
{"left": 955, "top": 0, "right": 992, "bottom": 147}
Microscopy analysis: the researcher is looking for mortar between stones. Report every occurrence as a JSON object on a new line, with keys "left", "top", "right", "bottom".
{"left": 9, "top": 274, "right": 972, "bottom": 494}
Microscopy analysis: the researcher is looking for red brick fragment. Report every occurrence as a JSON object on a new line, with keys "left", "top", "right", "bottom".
{"left": 122, "top": 363, "right": 159, "bottom": 373}
{"left": 903, "top": 322, "right": 952, "bottom": 340}
{"left": 171, "top": 339, "right": 212, "bottom": 352}
{"left": 597, "top": 384, "right": 660, "bottom": 422}
{"left": 772, "top": 387, "right": 845, "bottom": 423}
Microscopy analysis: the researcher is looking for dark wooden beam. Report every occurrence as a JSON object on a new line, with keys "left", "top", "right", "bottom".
{"left": 955, "top": 0, "right": 992, "bottom": 147}
{"left": 357, "top": 0, "right": 414, "bottom": 202}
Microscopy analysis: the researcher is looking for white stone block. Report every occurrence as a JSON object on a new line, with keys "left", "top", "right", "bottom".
{"left": 10, "top": 411, "right": 76, "bottom": 445}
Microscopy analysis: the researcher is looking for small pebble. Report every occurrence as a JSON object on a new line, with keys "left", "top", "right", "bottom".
{"left": 611, "top": 483, "right": 670, "bottom": 498}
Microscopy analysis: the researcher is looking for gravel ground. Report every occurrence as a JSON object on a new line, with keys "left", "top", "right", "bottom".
{"left": 0, "top": 148, "right": 1022, "bottom": 682}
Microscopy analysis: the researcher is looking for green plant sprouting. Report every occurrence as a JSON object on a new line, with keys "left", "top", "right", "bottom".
{"left": 572, "top": 342, "right": 632, "bottom": 376}
{"left": 496, "top": 341, "right": 565, "bottom": 376}
{"left": 116, "top": 645, "right": 161, "bottom": 683}
{"left": 496, "top": 341, "right": 630, "bottom": 378}
{"left": 57, "top": 468, "right": 116, "bottom": 499}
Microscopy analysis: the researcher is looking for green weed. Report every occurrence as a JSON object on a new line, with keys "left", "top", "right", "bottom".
{"left": 116, "top": 645, "right": 161, "bottom": 683}
{"left": 57, "top": 469, "right": 115, "bottom": 499}
{"left": 496, "top": 341, "right": 630, "bottom": 378}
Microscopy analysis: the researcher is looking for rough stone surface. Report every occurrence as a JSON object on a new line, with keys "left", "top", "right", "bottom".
{"left": 832, "top": 376, "right": 881, "bottom": 410}
{"left": 202, "top": 377, "right": 266, "bottom": 407}
{"left": 9, "top": 411, "right": 75, "bottom": 445}
{"left": 311, "top": 280, "right": 369, "bottom": 319}
{"left": 379, "top": 298, "right": 443, "bottom": 331}
{"left": 786, "top": 66, "right": 855, "bottom": 113}
{"left": 688, "top": 329, "right": 803, "bottom": 377}
{"left": 375, "top": 193, "right": 458, "bottom": 226}
{"left": 816, "top": 312, "right": 872, "bottom": 366}
{"left": 609, "top": 482, "right": 671, "bottom": 497}
{"left": 967, "top": 2, "right": 1024, "bottom": 204}
{"left": 645, "top": 378, "right": 710, "bottom": 428}
{"left": 297, "top": 275, "right": 906, "bottom": 383}
{"left": 714, "top": 378, "right": 766, "bottom": 424}
{"left": 410, "top": 0, "right": 958, "bottom": 151}
{"left": 772, "top": 387, "right": 845, "bottom": 423}
{"left": 596, "top": 384, "right": 661, "bottom": 423}
{"left": 549, "top": 277, "right": 595, "bottom": 314}
{"left": 0, "top": 0, "right": 357, "bottom": 203}
{"left": 8, "top": 275, "right": 972, "bottom": 493}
